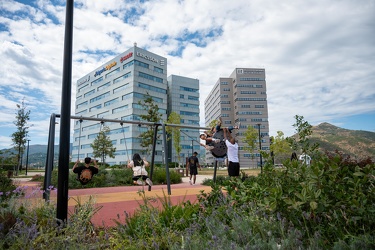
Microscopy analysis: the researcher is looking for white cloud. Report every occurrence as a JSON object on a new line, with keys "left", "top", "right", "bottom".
{"left": 0, "top": 0, "right": 374, "bottom": 148}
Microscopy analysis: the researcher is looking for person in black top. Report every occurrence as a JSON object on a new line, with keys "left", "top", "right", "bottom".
{"left": 72, "top": 157, "right": 99, "bottom": 185}
{"left": 187, "top": 152, "right": 201, "bottom": 185}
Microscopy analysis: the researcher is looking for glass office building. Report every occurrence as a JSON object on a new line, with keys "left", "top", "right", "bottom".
{"left": 72, "top": 45, "right": 200, "bottom": 166}
{"left": 204, "top": 68, "right": 270, "bottom": 168}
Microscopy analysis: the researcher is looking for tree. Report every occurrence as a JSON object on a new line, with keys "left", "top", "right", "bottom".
{"left": 138, "top": 92, "right": 162, "bottom": 155}
{"left": 286, "top": 115, "right": 319, "bottom": 155}
{"left": 270, "top": 131, "right": 293, "bottom": 164}
{"left": 91, "top": 126, "right": 116, "bottom": 165}
{"left": 11, "top": 99, "right": 30, "bottom": 175}
{"left": 166, "top": 112, "right": 182, "bottom": 164}
{"left": 243, "top": 125, "right": 258, "bottom": 157}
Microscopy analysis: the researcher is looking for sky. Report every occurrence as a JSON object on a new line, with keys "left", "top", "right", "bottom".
{"left": 0, "top": 0, "right": 374, "bottom": 149}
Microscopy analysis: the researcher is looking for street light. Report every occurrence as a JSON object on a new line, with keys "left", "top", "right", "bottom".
{"left": 25, "top": 139, "right": 30, "bottom": 176}
{"left": 191, "top": 139, "right": 194, "bottom": 156}
{"left": 257, "top": 123, "right": 263, "bottom": 173}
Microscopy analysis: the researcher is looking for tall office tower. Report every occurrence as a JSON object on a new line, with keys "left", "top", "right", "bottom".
{"left": 167, "top": 75, "right": 200, "bottom": 165}
{"left": 72, "top": 45, "right": 168, "bottom": 165}
{"left": 204, "top": 68, "right": 270, "bottom": 168}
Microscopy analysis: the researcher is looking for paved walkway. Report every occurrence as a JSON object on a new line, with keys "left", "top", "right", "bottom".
{"left": 17, "top": 174, "right": 213, "bottom": 228}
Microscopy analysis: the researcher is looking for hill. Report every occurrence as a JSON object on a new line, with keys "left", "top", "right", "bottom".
{"left": 0, "top": 144, "right": 72, "bottom": 168}
{"left": 310, "top": 122, "right": 375, "bottom": 160}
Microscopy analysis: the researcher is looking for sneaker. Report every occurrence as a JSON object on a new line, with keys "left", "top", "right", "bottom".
{"left": 213, "top": 138, "right": 220, "bottom": 143}
{"left": 218, "top": 117, "right": 222, "bottom": 125}
{"left": 136, "top": 179, "right": 144, "bottom": 185}
{"left": 189, "top": 180, "right": 192, "bottom": 185}
{"left": 145, "top": 178, "right": 153, "bottom": 186}
{"left": 206, "top": 145, "right": 215, "bottom": 151}
{"left": 193, "top": 183, "right": 196, "bottom": 185}
{"left": 236, "top": 122, "right": 241, "bottom": 129}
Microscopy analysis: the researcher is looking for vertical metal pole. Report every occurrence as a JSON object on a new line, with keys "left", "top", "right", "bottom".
{"left": 57, "top": 0, "right": 74, "bottom": 222}
{"left": 25, "top": 140, "right": 30, "bottom": 176}
{"left": 191, "top": 139, "right": 193, "bottom": 155}
{"left": 213, "top": 160, "right": 218, "bottom": 183}
{"left": 44, "top": 114, "right": 57, "bottom": 201}
{"left": 162, "top": 123, "right": 171, "bottom": 195}
{"left": 77, "top": 119, "right": 82, "bottom": 160}
{"left": 148, "top": 124, "right": 159, "bottom": 191}
{"left": 257, "top": 123, "right": 263, "bottom": 173}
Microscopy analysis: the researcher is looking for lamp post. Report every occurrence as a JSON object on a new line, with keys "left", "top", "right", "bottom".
{"left": 257, "top": 123, "right": 263, "bottom": 173}
{"left": 191, "top": 139, "right": 194, "bottom": 155}
{"left": 25, "top": 139, "right": 30, "bottom": 176}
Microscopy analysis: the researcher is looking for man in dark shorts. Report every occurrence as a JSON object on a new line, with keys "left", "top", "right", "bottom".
{"left": 187, "top": 152, "right": 201, "bottom": 185}
{"left": 223, "top": 128, "right": 240, "bottom": 177}
{"left": 72, "top": 157, "right": 99, "bottom": 185}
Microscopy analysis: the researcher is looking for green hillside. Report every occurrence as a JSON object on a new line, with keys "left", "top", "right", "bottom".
{"left": 311, "top": 122, "right": 375, "bottom": 160}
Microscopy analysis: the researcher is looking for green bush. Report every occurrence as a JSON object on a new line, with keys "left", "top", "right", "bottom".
{"left": 2, "top": 151, "right": 374, "bottom": 249}
{"left": 0, "top": 164, "right": 15, "bottom": 171}
{"left": 44, "top": 166, "right": 182, "bottom": 189}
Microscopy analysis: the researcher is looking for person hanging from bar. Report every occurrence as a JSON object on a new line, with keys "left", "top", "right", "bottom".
{"left": 200, "top": 117, "right": 240, "bottom": 151}
{"left": 72, "top": 157, "right": 99, "bottom": 185}
{"left": 127, "top": 153, "right": 153, "bottom": 186}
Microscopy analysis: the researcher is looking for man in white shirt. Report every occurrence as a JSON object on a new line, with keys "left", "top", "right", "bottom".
{"left": 223, "top": 128, "right": 240, "bottom": 177}
{"left": 299, "top": 153, "right": 312, "bottom": 166}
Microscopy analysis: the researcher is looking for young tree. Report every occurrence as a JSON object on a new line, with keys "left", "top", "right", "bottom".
{"left": 270, "top": 131, "right": 293, "bottom": 164}
{"left": 286, "top": 115, "right": 319, "bottom": 155}
{"left": 91, "top": 126, "right": 116, "bottom": 165}
{"left": 243, "top": 125, "right": 258, "bottom": 157}
{"left": 138, "top": 92, "right": 162, "bottom": 154}
{"left": 11, "top": 99, "right": 30, "bottom": 175}
{"left": 166, "top": 112, "right": 182, "bottom": 164}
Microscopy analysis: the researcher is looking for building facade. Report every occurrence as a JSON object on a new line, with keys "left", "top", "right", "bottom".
{"left": 72, "top": 46, "right": 201, "bottom": 166}
{"left": 167, "top": 75, "right": 200, "bottom": 166}
{"left": 204, "top": 68, "right": 270, "bottom": 168}
{"left": 72, "top": 45, "right": 168, "bottom": 165}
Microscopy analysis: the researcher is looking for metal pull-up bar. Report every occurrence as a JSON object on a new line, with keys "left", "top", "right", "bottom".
{"left": 47, "top": 113, "right": 211, "bottom": 222}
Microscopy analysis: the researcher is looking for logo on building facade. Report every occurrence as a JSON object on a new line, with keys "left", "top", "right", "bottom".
{"left": 77, "top": 75, "right": 90, "bottom": 86}
{"left": 136, "top": 52, "right": 158, "bottom": 63}
{"left": 120, "top": 52, "right": 133, "bottom": 63}
{"left": 94, "top": 61, "right": 117, "bottom": 77}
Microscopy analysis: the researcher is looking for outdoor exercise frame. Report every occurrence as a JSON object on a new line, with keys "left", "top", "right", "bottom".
{"left": 44, "top": 113, "right": 212, "bottom": 221}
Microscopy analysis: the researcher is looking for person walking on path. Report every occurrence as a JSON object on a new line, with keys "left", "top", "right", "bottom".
{"left": 223, "top": 128, "right": 240, "bottom": 177}
{"left": 187, "top": 151, "right": 201, "bottom": 185}
{"left": 299, "top": 152, "right": 312, "bottom": 166}
{"left": 72, "top": 157, "right": 99, "bottom": 185}
{"left": 127, "top": 153, "right": 153, "bottom": 186}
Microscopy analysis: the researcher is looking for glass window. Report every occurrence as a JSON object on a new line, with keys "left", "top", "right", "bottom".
{"left": 114, "top": 72, "right": 131, "bottom": 84}
{"left": 113, "top": 83, "right": 129, "bottom": 93}
{"left": 139, "top": 72, "right": 163, "bottom": 83}
{"left": 78, "top": 84, "right": 89, "bottom": 92}
{"left": 89, "top": 104, "right": 102, "bottom": 111}
{"left": 154, "top": 66, "right": 163, "bottom": 73}
{"left": 180, "top": 86, "right": 198, "bottom": 92}
{"left": 138, "top": 82, "right": 167, "bottom": 94}
{"left": 97, "top": 82, "right": 110, "bottom": 91}
{"left": 105, "top": 67, "right": 120, "bottom": 79}
{"left": 90, "top": 92, "right": 110, "bottom": 103}
{"left": 135, "top": 60, "right": 149, "bottom": 69}
{"left": 91, "top": 77, "right": 103, "bottom": 85}
{"left": 84, "top": 89, "right": 95, "bottom": 97}
{"left": 77, "top": 101, "right": 88, "bottom": 109}
{"left": 112, "top": 105, "right": 128, "bottom": 114}
{"left": 188, "top": 95, "right": 198, "bottom": 101}
{"left": 104, "top": 98, "right": 119, "bottom": 107}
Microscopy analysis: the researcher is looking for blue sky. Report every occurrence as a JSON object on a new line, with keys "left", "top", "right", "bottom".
{"left": 0, "top": 0, "right": 374, "bottom": 149}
